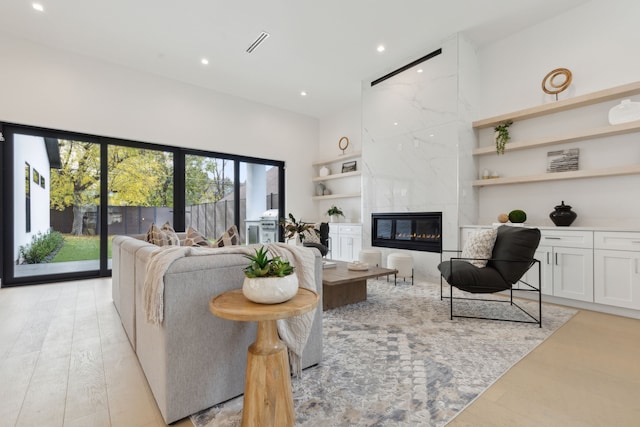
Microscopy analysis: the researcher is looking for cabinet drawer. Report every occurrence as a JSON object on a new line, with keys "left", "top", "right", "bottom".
{"left": 540, "top": 230, "right": 593, "bottom": 248}
{"left": 337, "top": 225, "right": 362, "bottom": 236}
{"left": 594, "top": 231, "right": 640, "bottom": 251}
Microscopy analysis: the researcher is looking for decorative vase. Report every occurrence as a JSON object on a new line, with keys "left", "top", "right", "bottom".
{"left": 242, "top": 274, "right": 299, "bottom": 304}
{"left": 550, "top": 201, "right": 577, "bottom": 226}
{"left": 319, "top": 166, "right": 330, "bottom": 177}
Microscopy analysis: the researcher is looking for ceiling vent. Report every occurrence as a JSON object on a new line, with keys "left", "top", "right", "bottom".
{"left": 246, "top": 31, "right": 270, "bottom": 54}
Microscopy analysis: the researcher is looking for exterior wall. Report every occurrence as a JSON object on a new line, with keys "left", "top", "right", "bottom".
{"left": 13, "top": 134, "right": 51, "bottom": 261}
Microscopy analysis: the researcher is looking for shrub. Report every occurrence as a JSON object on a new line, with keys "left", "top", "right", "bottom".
{"left": 19, "top": 229, "right": 65, "bottom": 264}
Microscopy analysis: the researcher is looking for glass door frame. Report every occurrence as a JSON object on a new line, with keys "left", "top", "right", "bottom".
{"left": 1, "top": 123, "right": 286, "bottom": 287}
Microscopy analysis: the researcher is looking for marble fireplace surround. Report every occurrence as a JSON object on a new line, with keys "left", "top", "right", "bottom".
{"left": 361, "top": 33, "right": 477, "bottom": 281}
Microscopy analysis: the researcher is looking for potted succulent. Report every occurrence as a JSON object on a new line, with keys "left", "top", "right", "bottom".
{"left": 242, "top": 246, "right": 298, "bottom": 304}
{"left": 280, "top": 213, "right": 316, "bottom": 243}
{"left": 326, "top": 205, "right": 345, "bottom": 223}
{"left": 494, "top": 120, "right": 513, "bottom": 155}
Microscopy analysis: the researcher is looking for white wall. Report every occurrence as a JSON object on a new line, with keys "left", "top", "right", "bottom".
{"left": 315, "top": 105, "right": 362, "bottom": 223}
{"left": 475, "top": 0, "right": 640, "bottom": 226}
{"left": 0, "top": 31, "right": 319, "bottom": 222}
{"left": 13, "top": 135, "right": 51, "bottom": 260}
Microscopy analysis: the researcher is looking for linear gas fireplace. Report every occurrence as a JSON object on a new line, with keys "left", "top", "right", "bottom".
{"left": 372, "top": 212, "right": 442, "bottom": 253}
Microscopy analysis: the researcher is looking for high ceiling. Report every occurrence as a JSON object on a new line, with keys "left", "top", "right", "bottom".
{"left": 0, "top": 0, "right": 589, "bottom": 118}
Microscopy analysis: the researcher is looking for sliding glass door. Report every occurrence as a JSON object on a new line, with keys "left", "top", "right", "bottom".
{"left": 5, "top": 127, "right": 104, "bottom": 283}
{"left": 1, "top": 123, "right": 285, "bottom": 287}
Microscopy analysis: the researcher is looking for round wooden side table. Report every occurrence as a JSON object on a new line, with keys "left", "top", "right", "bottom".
{"left": 209, "top": 287, "right": 319, "bottom": 427}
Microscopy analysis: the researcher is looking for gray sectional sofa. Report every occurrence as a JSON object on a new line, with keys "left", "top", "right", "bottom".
{"left": 111, "top": 234, "right": 323, "bottom": 424}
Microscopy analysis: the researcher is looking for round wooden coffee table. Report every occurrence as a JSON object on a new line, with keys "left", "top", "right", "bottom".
{"left": 209, "top": 287, "right": 319, "bottom": 427}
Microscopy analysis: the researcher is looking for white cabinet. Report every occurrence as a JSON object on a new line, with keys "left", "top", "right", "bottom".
{"left": 594, "top": 232, "right": 640, "bottom": 310}
{"left": 539, "top": 230, "right": 594, "bottom": 302}
{"left": 328, "top": 223, "right": 362, "bottom": 262}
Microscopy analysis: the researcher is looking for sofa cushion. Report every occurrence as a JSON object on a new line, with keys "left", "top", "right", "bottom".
{"left": 213, "top": 225, "right": 240, "bottom": 247}
{"left": 461, "top": 228, "right": 497, "bottom": 268}
{"left": 182, "top": 226, "right": 212, "bottom": 247}
{"left": 161, "top": 221, "right": 180, "bottom": 246}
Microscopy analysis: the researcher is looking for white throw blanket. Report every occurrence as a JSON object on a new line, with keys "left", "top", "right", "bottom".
{"left": 142, "top": 243, "right": 318, "bottom": 376}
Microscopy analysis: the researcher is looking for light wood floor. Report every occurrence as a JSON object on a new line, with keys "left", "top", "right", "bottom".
{"left": 0, "top": 278, "right": 638, "bottom": 427}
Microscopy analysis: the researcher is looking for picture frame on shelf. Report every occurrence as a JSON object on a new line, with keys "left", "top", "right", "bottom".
{"left": 342, "top": 160, "right": 357, "bottom": 173}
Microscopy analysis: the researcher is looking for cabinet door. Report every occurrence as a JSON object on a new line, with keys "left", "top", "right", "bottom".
{"left": 328, "top": 230, "right": 339, "bottom": 260}
{"left": 339, "top": 235, "right": 358, "bottom": 262}
{"left": 594, "top": 249, "right": 640, "bottom": 310}
{"left": 552, "top": 247, "right": 594, "bottom": 302}
{"left": 522, "top": 247, "right": 553, "bottom": 295}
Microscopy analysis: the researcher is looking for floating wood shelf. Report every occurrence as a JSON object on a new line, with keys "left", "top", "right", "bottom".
{"left": 312, "top": 192, "right": 360, "bottom": 201}
{"left": 473, "top": 164, "right": 640, "bottom": 187}
{"left": 473, "top": 121, "right": 640, "bottom": 156}
{"left": 312, "top": 151, "right": 361, "bottom": 167}
{"left": 472, "top": 81, "right": 640, "bottom": 129}
{"left": 312, "top": 171, "right": 361, "bottom": 182}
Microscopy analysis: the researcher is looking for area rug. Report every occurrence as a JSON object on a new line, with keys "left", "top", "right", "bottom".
{"left": 191, "top": 279, "right": 576, "bottom": 427}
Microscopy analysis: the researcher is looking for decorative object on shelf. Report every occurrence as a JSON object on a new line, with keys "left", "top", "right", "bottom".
{"left": 497, "top": 213, "right": 509, "bottom": 223}
{"left": 549, "top": 201, "right": 577, "bottom": 226}
{"left": 242, "top": 246, "right": 298, "bottom": 304}
{"left": 338, "top": 136, "right": 349, "bottom": 154}
{"left": 542, "top": 67, "right": 573, "bottom": 100}
{"left": 280, "top": 213, "right": 316, "bottom": 242}
{"left": 608, "top": 99, "right": 640, "bottom": 125}
{"left": 547, "top": 148, "right": 579, "bottom": 173}
{"left": 342, "top": 160, "right": 357, "bottom": 173}
{"left": 482, "top": 169, "right": 490, "bottom": 179}
{"left": 508, "top": 209, "right": 527, "bottom": 223}
{"left": 319, "top": 165, "right": 330, "bottom": 177}
{"left": 326, "top": 205, "right": 345, "bottom": 222}
{"left": 323, "top": 188, "right": 332, "bottom": 196}
{"left": 494, "top": 120, "right": 513, "bottom": 155}
{"left": 315, "top": 183, "right": 326, "bottom": 196}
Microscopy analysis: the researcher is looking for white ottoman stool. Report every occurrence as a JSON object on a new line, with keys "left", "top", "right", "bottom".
{"left": 387, "top": 252, "right": 414, "bottom": 286}
{"left": 359, "top": 249, "right": 382, "bottom": 267}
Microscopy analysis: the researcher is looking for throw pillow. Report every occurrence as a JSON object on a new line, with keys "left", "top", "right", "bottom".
{"left": 161, "top": 221, "right": 180, "bottom": 246}
{"left": 213, "top": 225, "right": 240, "bottom": 247}
{"left": 302, "top": 226, "right": 321, "bottom": 244}
{"left": 182, "top": 226, "right": 212, "bottom": 247}
{"left": 461, "top": 228, "right": 498, "bottom": 268}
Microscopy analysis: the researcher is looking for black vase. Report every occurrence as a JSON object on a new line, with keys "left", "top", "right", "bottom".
{"left": 550, "top": 201, "right": 577, "bottom": 226}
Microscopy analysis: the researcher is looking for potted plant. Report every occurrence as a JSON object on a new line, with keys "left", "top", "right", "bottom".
{"left": 494, "top": 120, "right": 513, "bottom": 155}
{"left": 280, "top": 213, "right": 316, "bottom": 243}
{"left": 326, "top": 205, "right": 345, "bottom": 222}
{"left": 242, "top": 246, "right": 298, "bottom": 304}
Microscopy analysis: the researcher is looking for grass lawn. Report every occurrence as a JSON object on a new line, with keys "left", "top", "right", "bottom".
{"left": 51, "top": 234, "right": 113, "bottom": 262}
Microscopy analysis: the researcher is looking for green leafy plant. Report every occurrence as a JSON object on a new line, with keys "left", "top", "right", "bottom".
{"left": 279, "top": 213, "right": 316, "bottom": 241}
{"left": 326, "top": 205, "right": 344, "bottom": 218}
{"left": 19, "top": 229, "right": 64, "bottom": 264}
{"left": 243, "top": 246, "right": 295, "bottom": 278}
{"left": 494, "top": 120, "right": 513, "bottom": 155}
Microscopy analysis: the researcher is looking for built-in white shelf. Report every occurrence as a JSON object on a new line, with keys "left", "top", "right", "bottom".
{"left": 472, "top": 81, "right": 640, "bottom": 129}
{"left": 312, "top": 192, "right": 360, "bottom": 201}
{"left": 312, "top": 151, "right": 361, "bottom": 167}
{"left": 312, "top": 171, "right": 361, "bottom": 182}
{"left": 473, "top": 121, "right": 640, "bottom": 156}
{"left": 473, "top": 164, "right": 640, "bottom": 187}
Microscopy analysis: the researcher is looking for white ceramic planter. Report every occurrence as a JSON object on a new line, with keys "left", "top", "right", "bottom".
{"left": 242, "top": 274, "right": 299, "bottom": 304}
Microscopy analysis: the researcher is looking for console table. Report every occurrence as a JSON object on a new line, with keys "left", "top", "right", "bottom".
{"left": 209, "top": 288, "right": 319, "bottom": 427}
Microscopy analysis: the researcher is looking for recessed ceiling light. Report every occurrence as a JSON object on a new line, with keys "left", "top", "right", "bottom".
{"left": 393, "top": 122, "right": 398, "bottom": 126}
{"left": 377, "top": 45, "right": 385, "bottom": 53}
{"left": 201, "top": 58, "right": 209, "bottom": 65}
{"left": 300, "top": 91, "right": 307, "bottom": 97}
{"left": 417, "top": 68, "right": 423, "bottom": 73}
{"left": 32, "top": 3, "right": 44, "bottom": 12}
